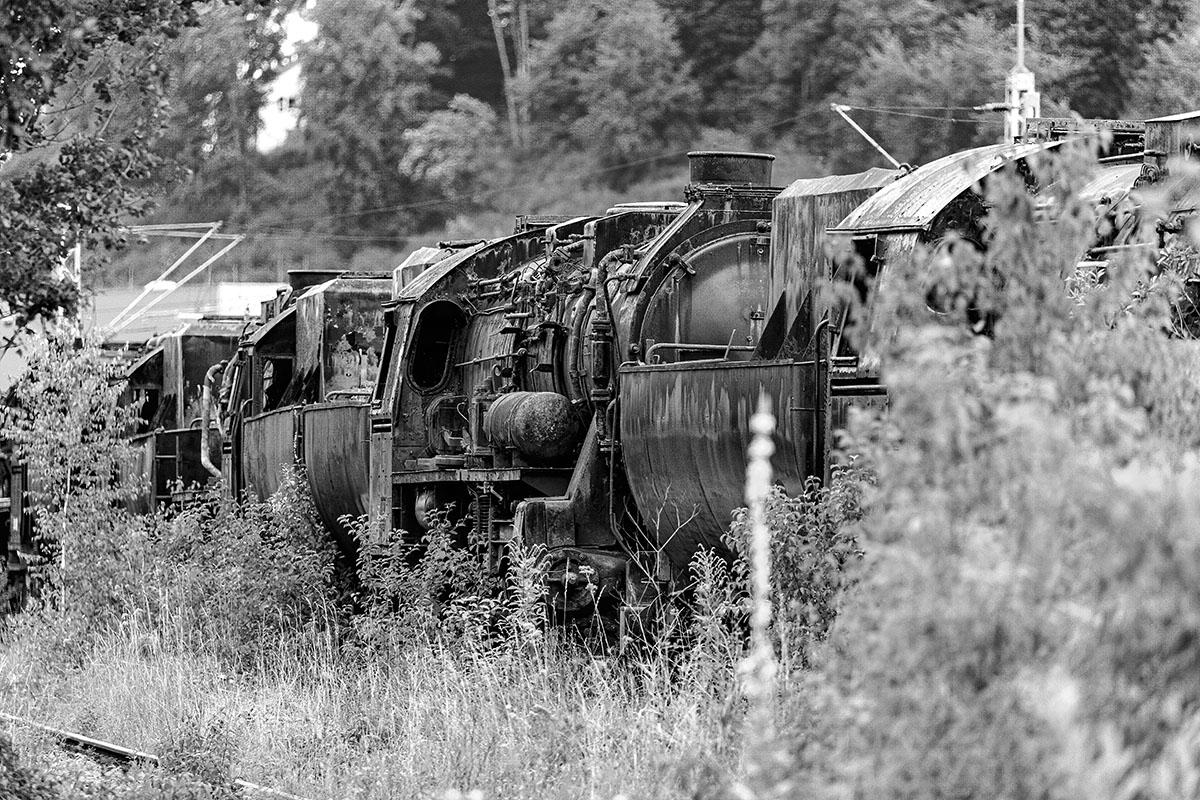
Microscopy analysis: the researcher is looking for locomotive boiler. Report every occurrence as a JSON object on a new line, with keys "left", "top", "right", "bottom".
{"left": 365, "top": 151, "right": 904, "bottom": 621}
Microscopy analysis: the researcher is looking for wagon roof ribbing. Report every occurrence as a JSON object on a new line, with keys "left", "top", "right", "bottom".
{"left": 829, "top": 140, "right": 1064, "bottom": 235}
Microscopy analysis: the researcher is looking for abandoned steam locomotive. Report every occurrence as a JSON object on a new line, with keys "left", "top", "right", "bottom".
{"left": 8, "top": 110, "right": 1199, "bottom": 624}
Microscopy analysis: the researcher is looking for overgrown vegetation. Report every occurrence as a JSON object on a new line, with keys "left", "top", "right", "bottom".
{"left": 5, "top": 146, "right": 1200, "bottom": 796}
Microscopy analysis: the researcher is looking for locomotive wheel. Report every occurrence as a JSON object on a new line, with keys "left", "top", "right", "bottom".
{"left": 543, "top": 547, "right": 625, "bottom": 620}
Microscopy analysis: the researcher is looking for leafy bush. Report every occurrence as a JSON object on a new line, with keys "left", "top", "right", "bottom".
{"left": 349, "top": 510, "right": 547, "bottom": 651}
{"left": 1, "top": 333, "right": 144, "bottom": 608}
{"left": 1, "top": 334, "right": 341, "bottom": 665}
{"left": 727, "top": 465, "right": 869, "bottom": 659}
{"left": 682, "top": 462, "right": 869, "bottom": 680}
{"left": 138, "top": 471, "right": 340, "bottom": 664}
{"left": 786, "top": 142, "right": 1200, "bottom": 797}
{"left": 0, "top": 735, "right": 57, "bottom": 800}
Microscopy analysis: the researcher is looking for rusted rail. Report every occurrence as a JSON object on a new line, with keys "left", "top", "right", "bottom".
{"left": 0, "top": 711, "right": 314, "bottom": 800}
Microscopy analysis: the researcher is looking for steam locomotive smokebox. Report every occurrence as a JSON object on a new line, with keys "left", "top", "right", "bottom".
{"left": 688, "top": 151, "right": 775, "bottom": 186}
{"left": 483, "top": 391, "right": 582, "bottom": 463}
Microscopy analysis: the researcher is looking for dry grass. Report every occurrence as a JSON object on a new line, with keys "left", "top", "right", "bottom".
{"left": 0, "top": 615, "right": 764, "bottom": 800}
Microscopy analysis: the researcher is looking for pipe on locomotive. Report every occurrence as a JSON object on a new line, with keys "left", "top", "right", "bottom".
{"left": 200, "top": 360, "right": 226, "bottom": 479}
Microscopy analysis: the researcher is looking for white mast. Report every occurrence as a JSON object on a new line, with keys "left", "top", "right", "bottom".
{"left": 1004, "top": 0, "right": 1040, "bottom": 141}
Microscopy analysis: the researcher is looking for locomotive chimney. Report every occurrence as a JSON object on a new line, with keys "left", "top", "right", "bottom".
{"left": 687, "top": 151, "right": 775, "bottom": 186}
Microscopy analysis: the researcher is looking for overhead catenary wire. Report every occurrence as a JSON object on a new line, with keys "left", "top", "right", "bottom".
{"left": 110, "top": 222, "right": 223, "bottom": 329}
{"left": 131, "top": 228, "right": 404, "bottom": 244}
{"left": 128, "top": 103, "right": 1001, "bottom": 244}
{"left": 229, "top": 107, "right": 825, "bottom": 231}
{"left": 836, "top": 104, "right": 1007, "bottom": 125}
{"left": 110, "top": 235, "right": 245, "bottom": 335}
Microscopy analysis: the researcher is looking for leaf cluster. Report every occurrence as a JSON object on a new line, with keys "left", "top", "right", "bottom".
{"left": 350, "top": 509, "right": 548, "bottom": 652}
{"left": 789, "top": 140, "right": 1200, "bottom": 797}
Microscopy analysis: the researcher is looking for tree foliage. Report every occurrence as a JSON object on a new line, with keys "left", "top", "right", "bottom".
{"left": 400, "top": 93, "right": 500, "bottom": 205}
{"left": 835, "top": 14, "right": 1073, "bottom": 167}
{"left": 0, "top": 0, "right": 274, "bottom": 324}
{"left": 299, "top": 0, "right": 441, "bottom": 242}
{"left": 52, "top": 0, "right": 1200, "bottom": 282}
{"left": 528, "top": 0, "right": 700, "bottom": 170}
{"left": 157, "top": 3, "right": 291, "bottom": 173}
{"left": 1125, "top": 4, "right": 1200, "bottom": 118}
{"left": 657, "top": 0, "right": 763, "bottom": 122}
{"left": 0, "top": 332, "right": 143, "bottom": 618}
{"left": 783, "top": 143, "right": 1200, "bottom": 799}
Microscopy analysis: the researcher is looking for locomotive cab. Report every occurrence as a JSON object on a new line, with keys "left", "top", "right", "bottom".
{"left": 119, "top": 318, "right": 246, "bottom": 508}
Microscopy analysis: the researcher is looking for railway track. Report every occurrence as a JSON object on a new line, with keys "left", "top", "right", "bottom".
{"left": 0, "top": 711, "right": 314, "bottom": 800}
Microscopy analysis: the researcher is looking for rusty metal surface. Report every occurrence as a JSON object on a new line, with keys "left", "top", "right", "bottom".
{"left": 619, "top": 358, "right": 822, "bottom": 569}
{"left": 293, "top": 277, "right": 392, "bottom": 403}
{"left": 483, "top": 391, "right": 582, "bottom": 463}
{"left": 831, "top": 140, "right": 1063, "bottom": 235}
{"left": 775, "top": 168, "right": 900, "bottom": 199}
{"left": 241, "top": 407, "right": 301, "bottom": 501}
{"left": 143, "top": 319, "right": 244, "bottom": 428}
{"left": 302, "top": 400, "right": 370, "bottom": 554}
{"left": 393, "top": 245, "right": 457, "bottom": 294}
{"left": 126, "top": 428, "right": 219, "bottom": 507}
{"left": 1078, "top": 163, "right": 1142, "bottom": 205}
{"left": 125, "top": 345, "right": 165, "bottom": 382}
{"left": 1146, "top": 111, "right": 1200, "bottom": 161}
{"left": 771, "top": 168, "right": 901, "bottom": 352}
{"left": 177, "top": 333, "right": 239, "bottom": 426}
{"left": 1145, "top": 169, "right": 1200, "bottom": 213}
{"left": 637, "top": 223, "right": 774, "bottom": 360}
{"left": 124, "top": 433, "right": 156, "bottom": 514}
{"left": 687, "top": 151, "right": 775, "bottom": 186}
{"left": 246, "top": 303, "right": 296, "bottom": 349}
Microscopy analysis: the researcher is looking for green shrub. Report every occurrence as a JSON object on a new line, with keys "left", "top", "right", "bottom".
{"left": 137, "top": 472, "right": 340, "bottom": 664}
{"left": 349, "top": 510, "right": 548, "bottom": 651}
{"left": 0, "top": 735, "right": 57, "bottom": 800}
{"left": 791, "top": 141, "right": 1200, "bottom": 798}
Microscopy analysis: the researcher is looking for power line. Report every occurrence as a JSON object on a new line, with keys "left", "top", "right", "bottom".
{"left": 850, "top": 104, "right": 1001, "bottom": 111}
{"left": 839, "top": 105, "right": 1006, "bottom": 125}
{"left": 134, "top": 228, "right": 405, "bottom": 243}
{"left": 237, "top": 108, "right": 819, "bottom": 230}
{"left": 133, "top": 103, "right": 990, "bottom": 243}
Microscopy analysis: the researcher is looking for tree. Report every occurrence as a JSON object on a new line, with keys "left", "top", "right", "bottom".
{"left": 413, "top": 0, "right": 508, "bottom": 112}
{"left": 157, "top": 3, "right": 291, "bottom": 172}
{"left": 400, "top": 94, "right": 501, "bottom": 206}
{"left": 834, "top": 15, "right": 1075, "bottom": 168}
{"left": 726, "top": 0, "right": 941, "bottom": 152}
{"left": 658, "top": 0, "right": 763, "bottom": 124}
{"left": 0, "top": 0, "right": 253, "bottom": 326}
{"left": 487, "top": 0, "right": 532, "bottom": 148}
{"left": 528, "top": 0, "right": 700, "bottom": 175}
{"left": 1124, "top": 6, "right": 1200, "bottom": 118}
{"left": 1034, "top": 0, "right": 1191, "bottom": 117}
{"left": 298, "top": 0, "right": 441, "bottom": 243}
{"left": 0, "top": 332, "right": 142, "bottom": 612}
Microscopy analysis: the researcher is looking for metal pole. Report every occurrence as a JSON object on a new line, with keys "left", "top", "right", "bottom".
{"left": 109, "top": 235, "right": 244, "bottom": 336}
{"left": 830, "top": 104, "right": 904, "bottom": 170}
{"left": 1016, "top": 0, "right": 1025, "bottom": 69}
